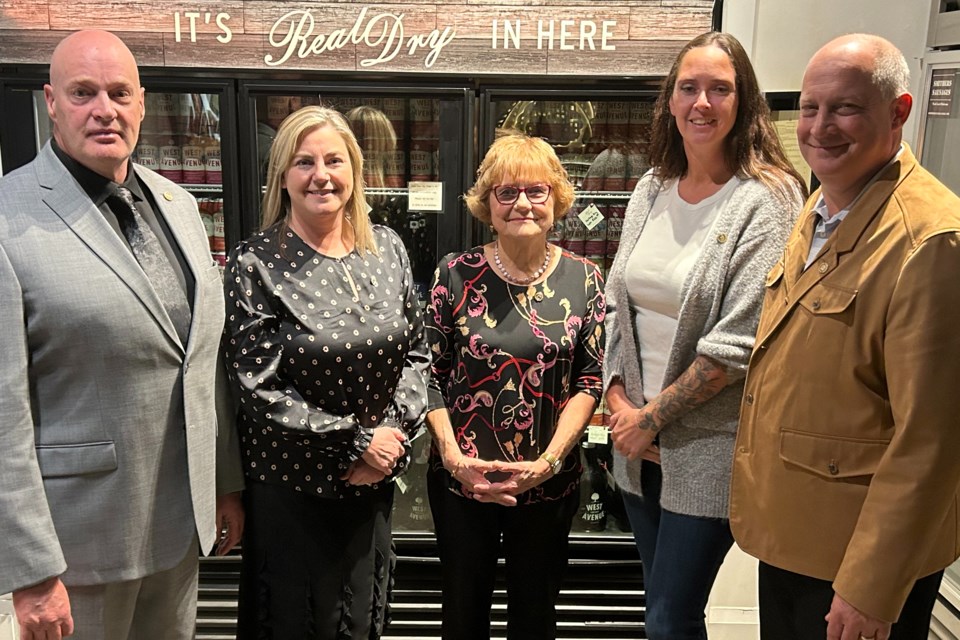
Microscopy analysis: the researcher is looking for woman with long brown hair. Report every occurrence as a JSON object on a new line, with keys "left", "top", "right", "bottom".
{"left": 604, "top": 32, "right": 806, "bottom": 639}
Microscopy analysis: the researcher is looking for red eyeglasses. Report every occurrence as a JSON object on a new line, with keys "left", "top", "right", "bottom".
{"left": 492, "top": 184, "right": 552, "bottom": 205}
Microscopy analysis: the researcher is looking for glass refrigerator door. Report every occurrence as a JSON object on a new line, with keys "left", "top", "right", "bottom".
{"left": 238, "top": 85, "right": 473, "bottom": 533}
{"left": 481, "top": 89, "right": 659, "bottom": 537}
{"left": 239, "top": 86, "right": 472, "bottom": 302}
{"left": 0, "top": 78, "right": 240, "bottom": 270}
{"left": 136, "top": 87, "right": 238, "bottom": 271}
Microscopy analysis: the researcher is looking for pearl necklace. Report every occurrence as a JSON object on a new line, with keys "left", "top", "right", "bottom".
{"left": 494, "top": 240, "right": 552, "bottom": 285}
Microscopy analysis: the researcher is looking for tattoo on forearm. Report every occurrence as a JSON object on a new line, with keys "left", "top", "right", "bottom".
{"left": 641, "top": 356, "right": 728, "bottom": 432}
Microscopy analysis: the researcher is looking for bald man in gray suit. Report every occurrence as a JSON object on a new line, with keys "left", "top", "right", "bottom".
{"left": 0, "top": 30, "right": 244, "bottom": 639}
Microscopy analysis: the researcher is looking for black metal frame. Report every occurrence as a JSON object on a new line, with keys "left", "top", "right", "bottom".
{"left": 236, "top": 80, "right": 474, "bottom": 257}
{"left": 474, "top": 86, "right": 661, "bottom": 246}
{"left": 0, "top": 74, "right": 244, "bottom": 253}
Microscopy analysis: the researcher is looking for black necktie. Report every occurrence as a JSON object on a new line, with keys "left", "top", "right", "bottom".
{"left": 111, "top": 186, "right": 191, "bottom": 344}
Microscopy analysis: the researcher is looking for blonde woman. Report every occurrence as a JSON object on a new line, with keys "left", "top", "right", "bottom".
{"left": 345, "top": 105, "right": 397, "bottom": 192}
{"left": 222, "top": 106, "right": 429, "bottom": 639}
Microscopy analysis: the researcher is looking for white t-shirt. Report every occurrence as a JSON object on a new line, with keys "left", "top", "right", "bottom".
{"left": 625, "top": 176, "right": 740, "bottom": 400}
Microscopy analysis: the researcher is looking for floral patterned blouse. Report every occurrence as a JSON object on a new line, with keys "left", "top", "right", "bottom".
{"left": 426, "top": 247, "right": 606, "bottom": 504}
{"left": 222, "top": 223, "right": 429, "bottom": 499}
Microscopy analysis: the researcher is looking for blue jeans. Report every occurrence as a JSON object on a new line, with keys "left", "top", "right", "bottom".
{"left": 622, "top": 461, "right": 734, "bottom": 640}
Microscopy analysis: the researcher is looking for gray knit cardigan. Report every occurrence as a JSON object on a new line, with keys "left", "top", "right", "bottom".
{"left": 603, "top": 171, "right": 802, "bottom": 518}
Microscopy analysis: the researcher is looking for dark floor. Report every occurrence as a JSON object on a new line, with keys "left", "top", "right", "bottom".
{"left": 196, "top": 533, "right": 646, "bottom": 640}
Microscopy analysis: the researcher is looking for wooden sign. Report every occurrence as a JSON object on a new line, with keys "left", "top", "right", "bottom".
{"left": 0, "top": 1, "right": 713, "bottom": 76}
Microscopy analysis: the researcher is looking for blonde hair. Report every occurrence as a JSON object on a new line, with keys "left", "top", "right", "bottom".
{"left": 345, "top": 105, "right": 397, "bottom": 202}
{"left": 261, "top": 105, "right": 377, "bottom": 255}
{"left": 465, "top": 132, "right": 575, "bottom": 225}
{"left": 346, "top": 106, "right": 397, "bottom": 155}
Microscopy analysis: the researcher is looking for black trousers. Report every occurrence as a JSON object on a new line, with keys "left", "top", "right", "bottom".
{"left": 427, "top": 469, "right": 579, "bottom": 640}
{"left": 758, "top": 561, "right": 943, "bottom": 640}
{"left": 237, "top": 480, "right": 395, "bottom": 640}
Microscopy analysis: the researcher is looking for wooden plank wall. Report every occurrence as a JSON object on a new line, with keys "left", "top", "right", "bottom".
{"left": 0, "top": 0, "right": 713, "bottom": 76}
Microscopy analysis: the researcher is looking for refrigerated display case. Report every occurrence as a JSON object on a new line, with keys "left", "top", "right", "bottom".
{"left": 235, "top": 82, "right": 474, "bottom": 533}
{"left": 481, "top": 91, "right": 657, "bottom": 286}
{"left": 0, "top": 76, "right": 242, "bottom": 264}
{"left": 477, "top": 87, "right": 817, "bottom": 539}
{"left": 480, "top": 88, "right": 663, "bottom": 538}
{"left": 237, "top": 84, "right": 473, "bottom": 302}
{"left": 0, "top": 0, "right": 717, "bottom": 632}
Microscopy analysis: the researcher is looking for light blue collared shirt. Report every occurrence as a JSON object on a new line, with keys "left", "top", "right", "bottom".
{"left": 804, "top": 145, "right": 904, "bottom": 270}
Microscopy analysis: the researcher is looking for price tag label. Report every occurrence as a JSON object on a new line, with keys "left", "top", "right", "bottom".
{"left": 394, "top": 475, "right": 409, "bottom": 494}
{"left": 587, "top": 424, "right": 610, "bottom": 445}
{"left": 408, "top": 181, "right": 444, "bottom": 212}
{"left": 577, "top": 203, "right": 605, "bottom": 230}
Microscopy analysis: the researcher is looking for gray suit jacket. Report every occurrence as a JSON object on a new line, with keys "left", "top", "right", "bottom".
{"left": 0, "top": 142, "right": 243, "bottom": 593}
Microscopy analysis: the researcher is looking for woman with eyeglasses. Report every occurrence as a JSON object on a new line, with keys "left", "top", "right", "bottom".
{"left": 604, "top": 32, "right": 807, "bottom": 639}
{"left": 424, "top": 132, "right": 605, "bottom": 640}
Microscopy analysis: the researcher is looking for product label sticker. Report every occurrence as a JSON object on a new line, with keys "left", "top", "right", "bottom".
{"left": 408, "top": 181, "right": 444, "bottom": 212}
{"left": 587, "top": 424, "right": 610, "bottom": 445}
{"left": 577, "top": 203, "right": 605, "bottom": 230}
{"left": 394, "top": 475, "right": 409, "bottom": 494}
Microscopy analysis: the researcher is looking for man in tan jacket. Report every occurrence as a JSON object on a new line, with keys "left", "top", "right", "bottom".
{"left": 730, "top": 34, "right": 960, "bottom": 640}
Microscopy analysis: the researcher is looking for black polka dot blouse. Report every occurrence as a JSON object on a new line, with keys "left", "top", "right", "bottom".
{"left": 223, "top": 223, "right": 429, "bottom": 499}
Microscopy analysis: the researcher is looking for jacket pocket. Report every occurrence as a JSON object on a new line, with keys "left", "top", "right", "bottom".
{"left": 779, "top": 429, "right": 888, "bottom": 479}
{"left": 798, "top": 283, "right": 857, "bottom": 315}
{"left": 36, "top": 441, "right": 118, "bottom": 478}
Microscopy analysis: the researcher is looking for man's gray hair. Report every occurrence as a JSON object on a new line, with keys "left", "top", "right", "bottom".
{"left": 869, "top": 37, "right": 910, "bottom": 100}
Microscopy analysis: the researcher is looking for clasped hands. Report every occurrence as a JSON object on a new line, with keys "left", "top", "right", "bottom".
{"left": 342, "top": 426, "right": 407, "bottom": 486}
{"left": 445, "top": 455, "right": 552, "bottom": 506}
{"left": 609, "top": 407, "right": 661, "bottom": 464}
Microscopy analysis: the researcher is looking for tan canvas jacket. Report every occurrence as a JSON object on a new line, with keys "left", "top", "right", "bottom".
{"left": 730, "top": 145, "right": 960, "bottom": 622}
